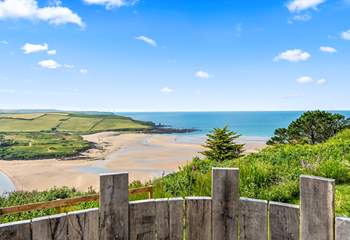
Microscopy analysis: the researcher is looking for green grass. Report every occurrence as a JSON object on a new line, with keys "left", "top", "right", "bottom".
{"left": 0, "top": 114, "right": 69, "bottom": 132}
{"left": 0, "top": 132, "right": 91, "bottom": 160}
{"left": 91, "top": 118, "right": 152, "bottom": 131}
{"left": 152, "top": 129, "right": 350, "bottom": 216}
{"left": 0, "top": 112, "right": 152, "bottom": 133}
{"left": 57, "top": 117, "right": 103, "bottom": 132}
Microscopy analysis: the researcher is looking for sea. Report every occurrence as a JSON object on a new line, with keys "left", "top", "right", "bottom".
{"left": 121, "top": 111, "right": 350, "bottom": 137}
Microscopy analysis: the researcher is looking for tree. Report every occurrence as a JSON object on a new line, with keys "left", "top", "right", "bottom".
{"left": 267, "top": 110, "right": 350, "bottom": 145}
{"left": 201, "top": 126, "right": 244, "bottom": 162}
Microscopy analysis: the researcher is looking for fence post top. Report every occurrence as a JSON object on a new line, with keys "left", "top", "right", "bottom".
{"left": 0, "top": 219, "right": 31, "bottom": 227}
{"left": 212, "top": 167, "right": 239, "bottom": 171}
{"left": 300, "top": 175, "right": 335, "bottom": 183}
{"left": 99, "top": 172, "right": 129, "bottom": 177}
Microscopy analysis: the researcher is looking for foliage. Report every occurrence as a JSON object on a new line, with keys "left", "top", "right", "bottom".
{"left": 0, "top": 180, "right": 150, "bottom": 223}
{"left": 201, "top": 126, "right": 244, "bottom": 162}
{"left": 153, "top": 129, "right": 350, "bottom": 216}
{"left": 0, "top": 132, "right": 91, "bottom": 160}
{"left": 267, "top": 110, "right": 350, "bottom": 145}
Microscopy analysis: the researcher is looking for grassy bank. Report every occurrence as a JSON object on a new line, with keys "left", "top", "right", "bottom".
{"left": 0, "top": 132, "right": 91, "bottom": 160}
{"left": 152, "top": 129, "right": 350, "bottom": 216}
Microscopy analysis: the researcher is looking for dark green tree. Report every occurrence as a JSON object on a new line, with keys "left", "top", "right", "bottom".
{"left": 267, "top": 110, "right": 350, "bottom": 145}
{"left": 201, "top": 126, "right": 244, "bottom": 162}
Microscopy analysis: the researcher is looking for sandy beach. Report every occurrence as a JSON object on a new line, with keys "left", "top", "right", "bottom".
{"left": 0, "top": 132, "right": 267, "bottom": 192}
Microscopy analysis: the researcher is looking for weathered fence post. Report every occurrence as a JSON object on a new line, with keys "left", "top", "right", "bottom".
{"left": 155, "top": 199, "right": 169, "bottom": 240}
{"left": 67, "top": 208, "right": 99, "bottom": 240}
{"left": 185, "top": 197, "right": 211, "bottom": 240}
{"left": 336, "top": 217, "right": 350, "bottom": 240}
{"left": 31, "top": 213, "right": 68, "bottom": 240}
{"left": 99, "top": 172, "right": 129, "bottom": 240}
{"left": 239, "top": 198, "right": 268, "bottom": 240}
{"left": 212, "top": 167, "right": 239, "bottom": 240}
{"left": 269, "top": 202, "right": 299, "bottom": 240}
{"left": 129, "top": 200, "right": 156, "bottom": 240}
{"left": 168, "top": 198, "right": 184, "bottom": 240}
{"left": 300, "top": 175, "right": 335, "bottom": 240}
{"left": 0, "top": 220, "right": 31, "bottom": 240}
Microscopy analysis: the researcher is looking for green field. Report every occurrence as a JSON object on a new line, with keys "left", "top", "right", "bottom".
{"left": 0, "top": 112, "right": 154, "bottom": 160}
{"left": 0, "top": 112, "right": 153, "bottom": 133}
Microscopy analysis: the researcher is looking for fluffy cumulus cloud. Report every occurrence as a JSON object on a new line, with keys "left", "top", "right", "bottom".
{"left": 320, "top": 46, "right": 337, "bottom": 53}
{"left": 274, "top": 49, "right": 311, "bottom": 62}
{"left": 195, "top": 70, "right": 212, "bottom": 79}
{"left": 160, "top": 87, "right": 174, "bottom": 93}
{"left": 83, "top": 0, "right": 138, "bottom": 9}
{"left": 341, "top": 29, "right": 350, "bottom": 40}
{"left": 296, "top": 76, "right": 326, "bottom": 84}
{"left": 0, "top": 0, "right": 84, "bottom": 27}
{"left": 38, "top": 59, "right": 60, "bottom": 69}
{"left": 135, "top": 36, "right": 157, "bottom": 47}
{"left": 21, "top": 43, "right": 48, "bottom": 54}
{"left": 287, "top": 0, "right": 326, "bottom": 12}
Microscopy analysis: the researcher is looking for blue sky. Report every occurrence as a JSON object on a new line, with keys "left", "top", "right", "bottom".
{"left": 0, "top": 0, "right": 350, "bottom": 111}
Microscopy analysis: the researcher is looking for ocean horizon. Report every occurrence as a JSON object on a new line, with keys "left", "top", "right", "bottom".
{"left": 121, "top": 111, "right": 350, "bottom": 137}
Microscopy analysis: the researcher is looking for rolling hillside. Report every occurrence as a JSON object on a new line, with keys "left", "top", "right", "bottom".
{"left": 0, "top": 112, "right": 153, "bottom": 133}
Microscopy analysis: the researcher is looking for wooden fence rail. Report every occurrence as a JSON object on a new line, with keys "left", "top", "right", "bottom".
{"left": 0, "top": 185, "right": 153, "bottom": 215}
{"left": 1, "top": 167, "right": 350, "bottom": 240}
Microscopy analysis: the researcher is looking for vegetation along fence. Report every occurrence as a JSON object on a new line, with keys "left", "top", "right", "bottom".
{"left": 1, "top": 168, "right": 350, "bottom": 239}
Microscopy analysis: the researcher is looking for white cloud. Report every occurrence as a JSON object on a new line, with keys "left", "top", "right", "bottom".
{"left": 160, "top": 87, "right": 174, "bottom": 93}
{"left": 274, "top": 49, "right": 311, "bottom": 62}
{"left": 317, "top": 78, "right": 326, "bottom": 84}
{"left": 21, "top": 43, "right": 48, "bottom": 54}
{"left": 0, "top": 40, "right": 8, "bottom": 44}
{"left": 341, "top": 29, "right": 350, "bottom": 40}
{"left": 195, "top": 70, "right": 212, "bottom": 79}
{"left": 297, "top": 76, "right": 314, "bottom": 84}
{"left": 80, "top": 68, "right": 88, "bottom": 74}
{"left": 38, "top": 59, "right": 60, "bottom": 69}
{"left": 296, "top": 76, "right": 326, "bottom": 84}
{"left": 287, "top": 0, "right": 326, "bottom": 12}
{"left": 47, "top": 49, "right": 56, "bottom": 55}
{"left": 83, "top": 0, "right": 138, "bottom": 9}
{"left": 135, "top": 36, "right": 157, "bottom": 47}
{"left": 320, "top": 46, "right": 337, "bottom": 53}
{"left": 0, "top": 0, "right": 84, "bottom": 27}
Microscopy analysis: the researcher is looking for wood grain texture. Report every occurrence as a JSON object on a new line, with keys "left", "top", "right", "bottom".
{"left": 336, "top": 217, "right": 350, "bottom": 240}
{"left": 185, "top": 197, "right": 211, "bottom": 240}
{"left": 269, "top": 202, "right": 299, "bottom": 240}
{"left": 67, "top": 208, "right": 98, "bottom": 240}
{"left": 155, "top": 199, "right": 170, "bottom": 240}
{"left": 168, "top": 198, "right": 184, "bottom": 240}
{"left": 0, "top": 220, "right": 31, "bottom": 240}
{"left": 129, "top": 200, "right": 156, "bottom": 240}
{"left": 239, "top": 198, "right": 267, "bottom": 240}
{"left": 300, "top": 175, "right": 335, "bottom": 240}
{"left": 99, "top": 172, "right": 129, "bottom": 240}
{"left": 212, "top": 168, "right": 239, "bottom": 240}
{"left": 31, "top": 213, "right": 68, "bottom": 240}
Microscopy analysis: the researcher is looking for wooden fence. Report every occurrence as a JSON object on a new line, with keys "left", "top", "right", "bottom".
{"left": 0, "top": 168, "right": 350, "bottom": 240}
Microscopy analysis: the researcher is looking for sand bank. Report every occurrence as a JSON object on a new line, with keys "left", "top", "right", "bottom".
{"left": 0, "top": 132, "right": 266, "bottom": 192}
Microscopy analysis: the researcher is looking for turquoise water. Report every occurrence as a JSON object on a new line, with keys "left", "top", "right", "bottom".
{"left": 0, "top": 172, "right": 15, "bottom": 195}
{"left": 121, "top": 111, "right": 350, "bottom": 137}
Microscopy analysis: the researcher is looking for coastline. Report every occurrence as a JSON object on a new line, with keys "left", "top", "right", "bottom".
{"left": 0, "top": 132, "right": 267, "bottom": 192}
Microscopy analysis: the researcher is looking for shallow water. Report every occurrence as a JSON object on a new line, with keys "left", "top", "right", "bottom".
{"left": 0, "top": 171, "right": 15, "bottom": 195}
